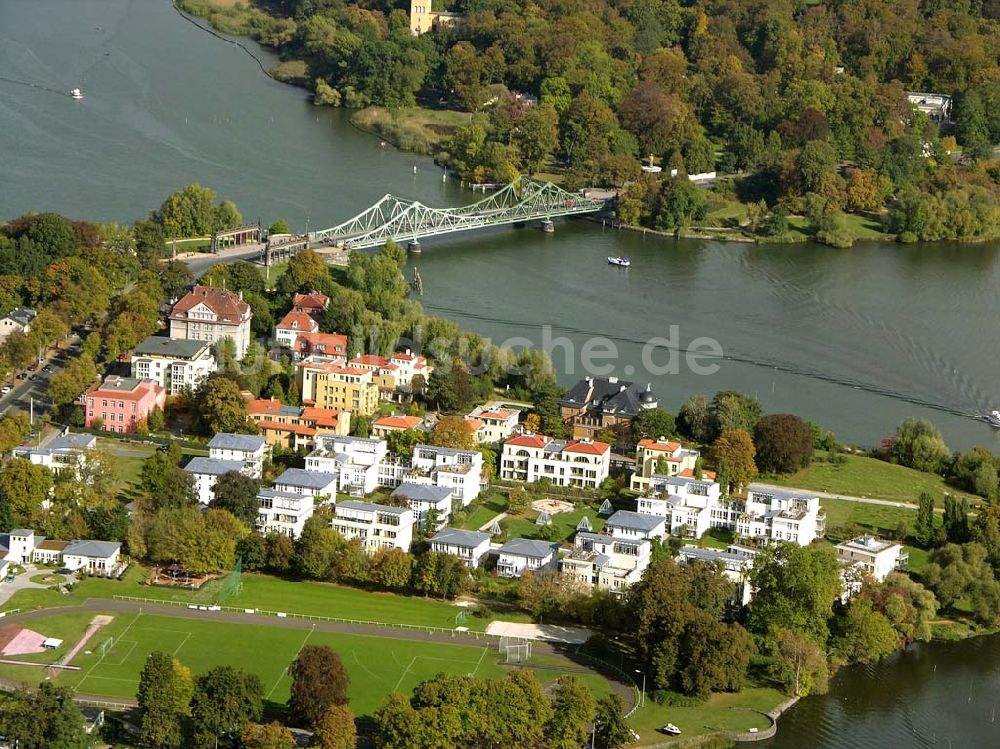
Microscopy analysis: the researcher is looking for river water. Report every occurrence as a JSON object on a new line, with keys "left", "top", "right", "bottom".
{"left": 3, "top": 0, "right": 1000, "bottom": 742}
{"left": 4, "top": 1, "right": 998, "bottom": 452}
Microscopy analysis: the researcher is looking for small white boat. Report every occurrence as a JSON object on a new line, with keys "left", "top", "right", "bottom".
{"left": 988, "top": 410, "right": 1000, "bottom": 427}
{"left": 608, "top": 255, "right": 631, "bottom": 267}
{"left": 70, "top": 88, "right": 83, "bottom": 100}
{"left": 660, "top": 723, "right": 682, "bottom": 736}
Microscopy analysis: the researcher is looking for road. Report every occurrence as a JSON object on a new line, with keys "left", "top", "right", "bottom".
{"left": 180, "top": 243, "right": 266, "bottom": 278}
{"left": 0, "top": 598, "right": 637, "bottom": 712}
{"left": 752, "top": 482, "right": 956, "bottom": 514}
{"left": 0, "top": 335, "right": 82, "bottom": 419}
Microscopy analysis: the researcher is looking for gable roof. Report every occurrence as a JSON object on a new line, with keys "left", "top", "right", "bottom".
{"left": 170, "top": 286, "right": 250, "bottom": 324}
{"left": 276, "top": 311, "right": 319, "bottom": 333}
{"left": 391, "top": 483, "right": 452, "bottom": 502}
{"left": 374, "top": 415, "right": 423, "bottom": 431}
{"left": 563, "top": 439, "right": 610, "bottom": 456}
{"left": 292, "top": 291, "right": 330, "bottom": 311}
{"left": 274, "top": 467, "right": 337, "bottom": 490}
{"left": 505, "top": 433, "right": 552, "bottom": 449}
{"left": 63, "top": 540, "right": 120, "bottom": 559}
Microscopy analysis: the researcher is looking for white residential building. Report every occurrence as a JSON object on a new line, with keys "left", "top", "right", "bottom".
{"left": 836, "top": 535, "right": 908, "bottom": 582}
{"left": 0, "top": 530, "right": 122, "bottom": 576}
{"left": 183, "top": 457, "right": 246, "bottom": 505}
{"left": 678, "top": 544, "right": 759, "bottom": 606}
{"left": 639, "top": 475, "right": 734, "bottom": 539}
{"left": 409, "top": 444, "right": 484, "bottom": 505}
{"left": 560, "top": 531, "right": 650, "bottom": 596}
{"left": 5, "top": 529, "right": 37, "bottom": 564}
{"left": 61, "top": 540, "right": 122, "bottom": 575}
{"left": 208, "top": 433, "right": 268, "bottom": 478}
{"left": 500, "top": 434, "right": 610, "bottom": 489}
{"left": 604, "top": 510, "right": 668, "bottom": 541}
{"left": 130, "top": 336, "right": 218, "bottom": 395}
{"left": 429, "top": 527, "right": 491, "bottom": 568}
{"left": 306, "top": 435, "right": 389, "bottom": 496}
{"left": 331, "top": 500, "right": 414, "bottom": 552}
{"left": 272, "top": 467, "right": 338, "bottom": 499}
{"left": 390, "top": 483, "right": 452, "bottom": 529}
{"left": 466, "top": 404, "right": 520, "bottom": 443}
{"left": 0, "top": 307, "right": 36, "bottom": 343}
{"left": 496, "top": 538, "right": 559, "bottom": 578}
{"left": 630, "top": 438, "right": 704, "bottom": 492}
{"left": 274, "top": 311, "right": 319, "bottom": 348}
{"left": 13, "top": 432, "right": 96, "bottom": 477}
{"left": 256, "top": 488, "right": 314, "bottom": 539}
{"left": 737, "top": 485, "right": 826, "bottom": 546}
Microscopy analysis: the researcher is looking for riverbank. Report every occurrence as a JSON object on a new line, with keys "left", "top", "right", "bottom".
{"left": 349, "top": 106, "right": 471, "bottom": 155}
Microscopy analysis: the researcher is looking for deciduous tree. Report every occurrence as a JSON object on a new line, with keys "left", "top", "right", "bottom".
{"left": 753, "top": 414, "right": 814, "bottom": 474}
{"left": 288, "top": 645, "right": 350, "bottom": 729}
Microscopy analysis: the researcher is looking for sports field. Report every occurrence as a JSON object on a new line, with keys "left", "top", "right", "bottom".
{"left": 0, "top": 611, "right": 610, "bottom": 714}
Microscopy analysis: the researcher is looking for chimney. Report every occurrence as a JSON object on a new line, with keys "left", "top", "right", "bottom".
{"left": 239, "top": 290, "right": 244, "bottom": 300}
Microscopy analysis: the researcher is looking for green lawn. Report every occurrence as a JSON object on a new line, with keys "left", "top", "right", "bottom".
{"left": 0, "top": 611, "right": 607, "bottom": 715}
{"left": 95, "top": 437, "right": 156, "bottom": 490}
{"left": 350, "top": 106, "right": 471, "bottom": 154}
{"left": 259, "top": 261, "right": 289, "bottom": 287}
{"left": 765, "top": 452, "right": 978, "bottom": 505}
{"left": 458, "top": 492, "right": 509, "bottom": 531}
{"left": 501, "top": 505, "right": 606, "bottom": 544}
{"left": 4, "top": 567, "right": 505, "bottom": 632}
{"left": 629, "top": 687, "right": 786, "bottom": 745}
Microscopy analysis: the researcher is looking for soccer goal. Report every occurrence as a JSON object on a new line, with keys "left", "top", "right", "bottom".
{"left": 503, "top": 642, "right": 532, "bottom": 664}
{"left": 98, "top": 637, "right": 114, "bottom": 657}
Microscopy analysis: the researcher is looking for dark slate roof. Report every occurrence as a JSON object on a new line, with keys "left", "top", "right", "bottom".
{"left": 184, "top": 457, "right": 245, "bottom": 476}
{"left": 391, "top": 483, "right": 453, "bottom": 502}
{"left": 431, "top": 527, "right": 490, "bottom": 548}
{"left": 606, "top": 510, "right": 665, "bottom": 533}
{"left": 208, "top": 433, "right": 267, "bottom": 452}
{"left": 273, "top": 468, "right": 337, "bottom": 490}
{"left": 132, "top": 335, "right": 210, "bottom": 359}
{"left": 336, "top": 500, "right": 410, "bottom": 516}
{"left": 498, "top": 538, "right": 558, "bottom": 559}
{"left": 558, "top": 377, "right": 653, "bottom": 418}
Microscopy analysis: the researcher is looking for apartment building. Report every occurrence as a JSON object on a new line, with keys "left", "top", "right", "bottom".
{"left": 83, "top": 376, "right": 166, "bottom": 433}
{"left": 677, "top": 544, "right": 758, "bottom": 606}
{"left": 836, "top": 534, "right": 907, "bottom": 582}
{"left": 604, "top": 510, "right": 668, "bottom": 541}
{"left": 130, "top": 335, "right": 217, "bottom": 395}
{"left": 409, "top": 444, "right": 484, "bottom": 505}
{"left": 305, "top": 435, "right": 389, "bottom": 496}
{"left": 429, "top": 527, "right": 491, "bottom": 568}
{"left": 630, "top": 438, "right": 703, "bottom": 492}
{"left": 560, "top": 531, "right": 651, "bottom": 596}
{"left": 496, "top": 538, "right": 559, "bottom": 578}
{"left": 274, "top": 311, "right": 318, "bottom": 348}
{"left": 331, "top": 500, "right": 414, "bottom": 552}
{"left": 13, "top": 432, "right": 96, "bottom": 477}
{"left": 207, "top": 433, "right": 268, "bottom": 478}
{"left": 390, "top": 483, "right": 452, "bottom": 529}
{"left": 559, "top": 376, "right": 657, "bottom": 446}
{"left": 297, "top": 356, "right": 379, "bottom": 416}
{"left": 737, "top": 485, "right": 826, "bottom": 546}
{"left": 246, "top": 398, "right": 350, "bottom": 450}
{"left": 256, "top": 488, "right": 314, "bottom": 538}
{"left": 500, "top": 434, "right": 610, "bottom": 490}
{"left": 272, "top": 467, "right": 338, "bottom": 499}
{"left": 466, "top": 403, "right": 521, "bottom": 443}
{"left": 638, "top": 475, "right": 731, "bottom": 539}
{"left": 184, "top": 457, "right": 246, "bottom": 505}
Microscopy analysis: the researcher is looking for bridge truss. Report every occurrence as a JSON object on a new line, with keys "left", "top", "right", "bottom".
{"left": 313, "top": 178, "right": 606, "bottom": 249}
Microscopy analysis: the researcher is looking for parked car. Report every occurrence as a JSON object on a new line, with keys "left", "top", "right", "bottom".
{"left": 1, "top": 385, "right": 11, "bottom": 394}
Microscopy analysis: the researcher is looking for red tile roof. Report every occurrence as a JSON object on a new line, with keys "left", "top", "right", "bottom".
{"left": 374, "top": 415, "right": 423, "bottom": 430}
{"left": 276, "top": 311, "right": 318, "bottom": 333}
{"left": 638, "top": 438, "right": 681, "bottom": 453}
{"left": 246, "top": 398, "right": 287, "bottom": 415}
{"left": 294, "top": 333, "right": 347, "bottom": 355}
{"left": 256, "top": 420, "right": 317, "bottom": 436}
{"left": 564, "top": 439, "right": 611, "bottom": 456}
{"left": 505, "top": 434, "right": 552, "bottom": 449}
{"left": 292, "top": 291, "right": 329, "bottom": 311}
{"left": 301, "top": 407, "right": 345, "bottom": 428}
{"left": 86, "top": 377, "right": 163, "bottom": 401}
{"left": 679, "top": 468, "right": 717, "bottom": 480}
{"left": 170, "top": 286, "right": 250, "bottom": 324}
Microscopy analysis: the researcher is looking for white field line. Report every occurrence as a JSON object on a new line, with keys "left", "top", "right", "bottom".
{"left": 77, "top": 610, "right": 142, "bottom": 691}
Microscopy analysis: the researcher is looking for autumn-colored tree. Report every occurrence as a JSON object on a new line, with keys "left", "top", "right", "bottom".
{"left": 711, "top": 429, "right": 758, "bottom": 492}
{"left": 429, "top": 415, "right": 476, "bottom": 450}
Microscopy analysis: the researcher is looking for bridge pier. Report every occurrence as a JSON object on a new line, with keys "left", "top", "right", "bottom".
{"left": 540, "top": 219, "right": 555, "bottom": 233}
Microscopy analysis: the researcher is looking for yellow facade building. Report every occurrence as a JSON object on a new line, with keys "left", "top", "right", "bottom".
{"left": 297, "top": 357, "right": 380, "bottom": 416}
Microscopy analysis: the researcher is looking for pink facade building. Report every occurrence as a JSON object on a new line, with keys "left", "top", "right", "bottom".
{"left": 83, "top": 376, "right": 166, "bottom": 433}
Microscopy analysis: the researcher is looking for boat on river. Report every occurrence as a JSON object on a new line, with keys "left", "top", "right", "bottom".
{"left": 988, "top": 410, "right": 1000, "bottom": 427}
{"left": 608, "top": 255, "right": 631, "bottom": 267}
{"left": 70, "top": 88, "right": 83, "bottom": 99}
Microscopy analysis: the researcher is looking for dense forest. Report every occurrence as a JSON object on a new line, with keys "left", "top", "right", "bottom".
{"left": 184, "top": 0, "right": 1000, "bottom": 243}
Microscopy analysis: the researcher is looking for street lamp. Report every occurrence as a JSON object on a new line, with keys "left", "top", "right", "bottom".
{"left": 635, "top": 669, "right": 646, "bottom": 708}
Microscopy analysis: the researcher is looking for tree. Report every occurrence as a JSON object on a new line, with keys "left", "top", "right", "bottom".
{"left": 677, "top": 395, "right": 713, "bottom": 442}
{"left": 545, "top": 675, "right": 596, "bottom": 749}
{"left": 631, "top": 407, "right": 676, "bottom": 443}
{"left": 288, "top": 645, "right": 350, "bottom": 729}
{"left": 943, "top": 496, "right": 971, "bottom": 543}
{"left": 312, "top": 704, "right": 357, "bottom": 749}
{"left": 210, "top": 471, "right": 261, "bottom": 527}
{"left": 0, "top": 459, "right": 53, "bottom": 526}
{"left": 370, "top": 548, "right": 413, "bottom": 590}
{"left": 137, "top": 651, "right": 192, "bottom": 749}
{"left": 386, "top": 428, "right": 421, "bottom": 458}
{"left": 0, "top": 682, "right": 92, "bottom": 749}
{"left": 753, "top": 414, "right": 814, "bottom": 474}
{"left": 196, "top": 375, "right": 254, "bottom": 435}
{"left": 711, "top": 430, "right": 757, "bottom": 493}
{"left": 915, "top": 492, "right": 937, "bottom": 547}
{"left": 189, "top": 666, "right": 263, "bottom": 749}
{"left": 144, "top": 506, "right": 247, "bottom": 573}
{"left": 266, "top": 531, "right": 295, "bottom": 572}
{"left": 677, "top": 613, "right": 754, "bottom": 698}
{"left": 711, "top": 391, "right": 762, "bottom": 435}
{"left": 923, "top": 542, "right": 1000, "bottom": 624}
{"left": 863, "top": 572, "right": 938, "bottom": 644}
{"left": 890, "top": 418, "right": 949, "bottom": 473}
{"left": 241, "top": 722, "right": 296, "bottom": 749}
{"left": 411, "top": 551, "right": 469, "bottom": 598}
{"left": 655, "top": 178, "right": 707, "bottom": 230}
{"left": 237, "top": 533, "right": 267, "bottom": 571}
{"left": 748, "top": 544, "right": 842, "bottom": 644}
{"left": 267, "top": 220, "right": 290, "bottom": 235}
{"left": 833, "top": 598, "right": 900, "bottom": 664}
{"left": 516, "top": 103, "right": 560, "bottom": 175}
{"left": 430, "top": 415, "right": 476, "bottom": 450}
{"left": 768, "top": 628, "right": 829, "bottom": 697}
{"left": 594, "top": 693, "right": 632, "bottom": 749}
